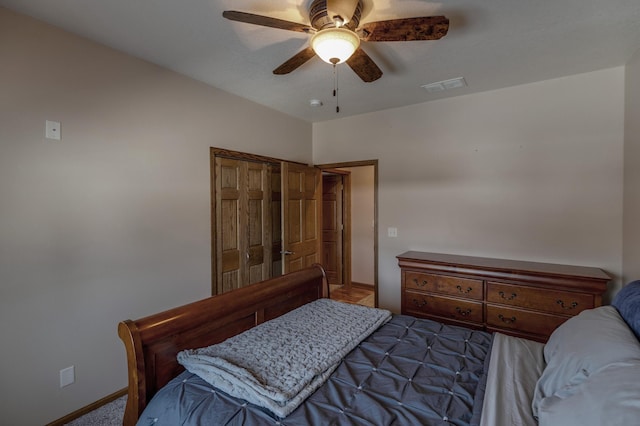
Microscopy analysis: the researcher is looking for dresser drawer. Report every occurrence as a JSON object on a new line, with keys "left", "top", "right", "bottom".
{"left": 486, "top": 282, "right": 594, "bottom": 315}
{"left": 404, "top": 271, "right": 483, "bottom": 301}
{"left": 404, "top": 291, "right": 484, "bottom": 324}
{"left": 486, "top": 304, "right": 567, "bottom": 337}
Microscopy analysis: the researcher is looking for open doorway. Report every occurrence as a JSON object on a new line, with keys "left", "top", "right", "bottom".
{"left": 318, "top": 160, "right": 377, "bottom": 308}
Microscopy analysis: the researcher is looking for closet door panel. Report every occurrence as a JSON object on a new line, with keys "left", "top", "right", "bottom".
{"left": 271, "top": 165, "right": 282, "bottom": 277}
{"left": 216, "top": 158, "right": 243, "bottom": 293}
{"left": 214, "top": 157, "right": 271, "bottom": 292}
{"left": 246, "top": 162, "right": 271, "bottom": 284}
{"left": 282, "top": 163, "right": 321, "bottom": 273}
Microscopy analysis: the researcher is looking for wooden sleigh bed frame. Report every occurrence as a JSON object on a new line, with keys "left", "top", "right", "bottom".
{"left": 117, "top": 264, "right": 328, "bottom": 426}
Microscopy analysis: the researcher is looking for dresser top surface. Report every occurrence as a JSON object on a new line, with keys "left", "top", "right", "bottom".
{"left": 397, "top": 251, "right": 611, "bottom": 281}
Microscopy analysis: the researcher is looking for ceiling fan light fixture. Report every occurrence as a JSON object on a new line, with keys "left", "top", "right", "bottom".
{"left": 311, "top": 28, "right": 360, "bottom": 64}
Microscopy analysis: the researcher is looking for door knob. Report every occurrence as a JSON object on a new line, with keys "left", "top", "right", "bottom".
{"left": 280, "top": 250, "right": 295, "bottom": 255}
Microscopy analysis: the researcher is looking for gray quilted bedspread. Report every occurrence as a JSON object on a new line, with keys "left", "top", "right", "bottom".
{"left": 177, "top": 299, "right": 392, "bottom": 417}
{"left": 138, "top": 314, "right": 493, "bottom": 426}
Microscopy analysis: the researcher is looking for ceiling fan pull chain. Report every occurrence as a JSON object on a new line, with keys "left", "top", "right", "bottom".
{"left": 333, "top": 64, "right": 340, "bottom": 113}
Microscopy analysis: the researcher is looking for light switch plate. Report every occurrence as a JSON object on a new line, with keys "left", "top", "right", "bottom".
{"left": 46, "top": 120, "right": 61, "bottom": 140}
{"left": 60, "top": 365, "right": 74, "bottom": 388}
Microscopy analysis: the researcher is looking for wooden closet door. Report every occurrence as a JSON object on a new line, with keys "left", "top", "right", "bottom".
{"left": 270, "top": 165, "right": 283, "bottom": 277}
{"left": 282, "top": 162, "right": 321, "bottom": 273}
{"left": 246, "top": 161, "right": 272, "bottom": 285}
{"left": 214, "top": 157, "right": 271, "bottom": 294}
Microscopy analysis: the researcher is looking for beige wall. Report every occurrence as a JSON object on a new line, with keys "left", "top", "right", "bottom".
{"left": 624, "top": 48, "right": 640, "bottom": 283}
{"left": 314, "top": 68, "right": 625, "bottom": 313}
{"left": 0, "top": 8, "right": 311, "bottom": 425}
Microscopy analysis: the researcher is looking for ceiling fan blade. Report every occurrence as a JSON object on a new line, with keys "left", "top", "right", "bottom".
{"left": 327, "top": 0, "right": 359, "bottom": 24}
{"left": 357, "top": 16, "right": 449, "bottom": 42}
{"left": 223, "top": 11, "right": 314, "bottom": 33}
{"left": 273, "top": 47, "right": 317, "bottom": 75}
{"left": 346, "top": 48, "right": 382, "bottom": 82}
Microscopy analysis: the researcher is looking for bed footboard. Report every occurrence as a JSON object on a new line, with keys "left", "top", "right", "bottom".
{"left": 117, "top": 264, "right": 328, "bottom": 425}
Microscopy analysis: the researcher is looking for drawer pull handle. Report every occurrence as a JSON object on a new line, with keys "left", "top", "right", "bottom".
{"left": 413, "top": 278, "right": 428, "bottom": 287}
{"left": 498, "top": 291, "right": 517, "bottom": 301}
{"left": 412, "top": 298, "right": 428, "bottom": 308}
{"left": 557, "top": 300, "right": 578, "bottom": 310}
{"left": 456, "top": 285, "right": 473, "bottom": 294}
{"left": 498, "top": 314, "right": 517, "bottom": 324}
{"left": 455, "top": 307, "right": 472, "bottom": 316}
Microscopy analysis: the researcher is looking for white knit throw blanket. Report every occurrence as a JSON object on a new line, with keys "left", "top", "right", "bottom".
{"left": 177, "top": 298, "right": 391, "bottom": 418}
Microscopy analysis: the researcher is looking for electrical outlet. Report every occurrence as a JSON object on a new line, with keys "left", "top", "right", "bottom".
{"left": 60, "top": 365, "right": 75, "bottom": 388}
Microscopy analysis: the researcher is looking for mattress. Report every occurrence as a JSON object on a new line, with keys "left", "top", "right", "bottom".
{"left": 137, "top": 314, "right": 494, "bottom": 426}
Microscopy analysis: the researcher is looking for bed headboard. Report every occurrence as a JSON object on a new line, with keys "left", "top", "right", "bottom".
{"left": 117, "top": 264, "right": 328, "bottom": 425}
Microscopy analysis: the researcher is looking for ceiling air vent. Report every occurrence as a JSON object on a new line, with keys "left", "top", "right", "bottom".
{"left": 421, "top": 77, "right": 467, "bottom": 93}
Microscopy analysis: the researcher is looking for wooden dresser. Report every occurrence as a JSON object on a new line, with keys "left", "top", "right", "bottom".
{"left": 398, "top": 251, "right": 611, "bottom": 342}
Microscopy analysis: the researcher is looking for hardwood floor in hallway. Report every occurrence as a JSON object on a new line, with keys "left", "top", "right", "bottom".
{"left": 330, "top": 285, "right": 375, "bottom": 307}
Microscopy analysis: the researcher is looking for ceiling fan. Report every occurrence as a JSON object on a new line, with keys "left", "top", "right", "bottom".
{"left": 223, "top": 0, "right": 449, "bottom": 82}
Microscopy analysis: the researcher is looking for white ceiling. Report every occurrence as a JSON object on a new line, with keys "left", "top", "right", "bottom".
{"left": 2, "top": 0, "right": 640, "bottom": 123}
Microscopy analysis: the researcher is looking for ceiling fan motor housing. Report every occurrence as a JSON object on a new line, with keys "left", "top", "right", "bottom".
{"left": 309, "top": 0, "right": 363, "bottom": 30}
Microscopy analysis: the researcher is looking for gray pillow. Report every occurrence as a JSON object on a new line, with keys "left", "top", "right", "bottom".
{"left": 531, "top": 306, "right": 640, "bottom": 418}
{"left": 537, "top": 361, "right": 640, "bottom": 426}
{"left": 612, "top": 280, "right": 640, "bottom": 340}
